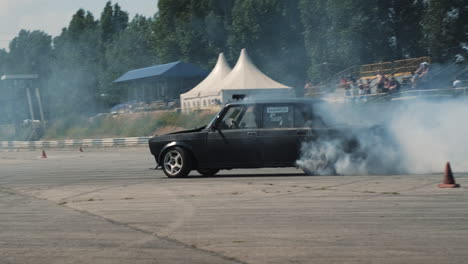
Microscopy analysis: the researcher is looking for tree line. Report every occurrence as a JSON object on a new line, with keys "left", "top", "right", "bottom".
{"left": 0, "top": 0, "right": 466, "bottom": 119}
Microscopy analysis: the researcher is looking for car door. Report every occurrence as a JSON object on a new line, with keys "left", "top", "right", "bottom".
{"left": 206, "top": 104, "right": 262, "bottom": 167}
{"left": 257, "top": 103, "right": 302, "bottom": 166}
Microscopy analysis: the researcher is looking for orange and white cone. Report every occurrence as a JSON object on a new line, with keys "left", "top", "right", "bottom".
{"left": 438, "top": 162, "right": 460, "bottom": 188}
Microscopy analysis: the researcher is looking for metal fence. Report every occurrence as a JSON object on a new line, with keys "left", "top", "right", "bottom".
{"left": 344, "top": 87, "right": 468, "bottom": 104}
{"left": 0, "top": 137, "right": 150, "bottom": 151}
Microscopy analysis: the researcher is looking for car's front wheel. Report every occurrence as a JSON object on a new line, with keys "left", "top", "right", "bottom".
{"left": 162, "top": 147, "right": 192, "bottom": 178}
{"left": 196, "top": 168, "right": 220, "bottom": 176}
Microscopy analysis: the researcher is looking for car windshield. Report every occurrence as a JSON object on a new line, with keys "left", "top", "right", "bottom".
{"left": 206, "top": 108, "right": 225, "bottom": 129}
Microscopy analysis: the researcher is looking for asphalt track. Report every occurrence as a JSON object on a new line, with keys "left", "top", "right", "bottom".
{"left": 0, "top": 148, "right": 467, "bottom": 264}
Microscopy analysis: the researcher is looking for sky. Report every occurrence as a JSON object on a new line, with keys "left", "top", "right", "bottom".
{"left": 0, "top": 0, "right": 158, "bottom": 50}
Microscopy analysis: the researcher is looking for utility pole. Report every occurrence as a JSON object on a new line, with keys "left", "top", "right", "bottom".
{"left": 26, "top": 87, "right": 35, "bottom": 121}
{"left": 35, "top": 87, "right": 45, "bottom": 124}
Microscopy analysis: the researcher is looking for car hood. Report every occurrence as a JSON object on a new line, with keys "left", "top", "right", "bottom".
{"left": 162, "top": 126, "right": 207, "bottom": 136}
{"left": 148, "top": 125, "right": 208, "bottom": 147}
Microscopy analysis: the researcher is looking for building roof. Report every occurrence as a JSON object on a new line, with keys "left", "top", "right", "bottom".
{"left": 114, "top": 61, "right": 208, "bottom": 83}
{"left": 181, "top": 53, "right": 232, "bottom": 99}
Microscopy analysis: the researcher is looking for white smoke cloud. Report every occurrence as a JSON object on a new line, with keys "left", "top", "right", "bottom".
{"left": 390, "top": 100, "right": 468, "bottom": 174}
{"left": 297, "top": 98, "right": 468, "bottom": 175}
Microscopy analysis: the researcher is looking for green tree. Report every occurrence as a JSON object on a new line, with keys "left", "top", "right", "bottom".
{"left": 96, "top": 1, "right": 130, "bottom": 107}
{"left": 299, "top": 0, "right": 329, "bottom": 83}
{"left": 100, "top": 1, "right": 114, "bottom": 44}
{"left": 390, "top": 0, "right": 426, "bottom": 58}
{"left": 0, "top": 49, "right": 8, "bottom": 74}
{"left": 113, "top": 3, "right": 130, "bottom": 34}
{"left": 300, "top": 0, "right": 395, "bottom": 82}
{"left": 424, "top": 0, "right": 468, "bottom": 63}
{"left": 101, "top": 15, "right": 157, "bottom": 106}
{"left": 8, "top": 30, "right": 52, "bottom": 76}
{"left": 204, "top": 0, "right": 235, "bottom": 57}
{"left": 153, "top": 0, "right": 234, "bottom": 67}
{"left": 100, "top": 1, "right": 129, "bottom": 45}
{"left": 152, "top": 0, "right": 187, "bottom": 63}
{"left": 228, "top": 0, "right": 307, "bottom": 88}
{"left": 47, "top": 9, "right": 100, "bottom": 117}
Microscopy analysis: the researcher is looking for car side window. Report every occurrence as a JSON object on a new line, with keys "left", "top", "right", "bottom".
{"left": 219, "top": 105, "right": 259, "bottom": 129}
{"left": 294, "top": 104, "right": 327, "bottom": 128}
{"left": 263, "top": 104, "right": 293, "bottom": 128}
{"left": 239, "top": 106, "right": 259, "bottom": 129}
{"left": 294, "top": 105, "right": 307, "bottom": 128}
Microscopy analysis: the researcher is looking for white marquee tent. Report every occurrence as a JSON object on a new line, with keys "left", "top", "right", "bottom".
{"left": 180, "top": 53, "right": 232, "bottom": 112}
{"left": 215, "top": 48, "right": 292, "bottom": 104}
{"left": 181, "top": 49, "right": 293, "bottom": 112}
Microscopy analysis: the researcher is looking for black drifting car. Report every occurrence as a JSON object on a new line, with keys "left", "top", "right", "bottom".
{"left": 149, "top": 98, "right": 361, "bottom": 178}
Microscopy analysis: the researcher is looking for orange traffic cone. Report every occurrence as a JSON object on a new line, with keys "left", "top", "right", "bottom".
{"left": 438, "top": 162, "right": 460, "bottom": 188}
{"left": 41, "top": 150, "right": 47, "bottom": 159}
{"left": 79, "top": 146, "right": 83, "bottom": 152}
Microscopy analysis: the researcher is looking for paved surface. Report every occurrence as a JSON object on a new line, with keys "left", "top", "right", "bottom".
{"left": 0, "top": 148, "right": 467, "bottom": 264}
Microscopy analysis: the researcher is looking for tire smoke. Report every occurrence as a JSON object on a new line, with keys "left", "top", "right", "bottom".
{"left": 296, "top": 99, "right": 468, "bottom": 175}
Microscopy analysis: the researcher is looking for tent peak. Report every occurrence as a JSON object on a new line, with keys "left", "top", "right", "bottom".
{"left": 217, "top": 48, "right": 291, "bottom": 90}
{"left": 180, "top": 52, "right": 232, "bottom": 98}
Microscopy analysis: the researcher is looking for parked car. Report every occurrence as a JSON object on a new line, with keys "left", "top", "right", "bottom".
{"left": 110, "top": 100, "right": 138, "bottom": 114}
{"left": 148, "top": 98, "right": 362, "bottom": 177}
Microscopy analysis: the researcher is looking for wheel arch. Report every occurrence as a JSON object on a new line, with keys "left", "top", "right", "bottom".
{"left": 158, "top": 141, "right": 198, "bottom": 168}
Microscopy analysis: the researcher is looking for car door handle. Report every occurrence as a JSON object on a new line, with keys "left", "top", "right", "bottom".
{"left": 247, "top": 132, "right": 257, "bottom": 136}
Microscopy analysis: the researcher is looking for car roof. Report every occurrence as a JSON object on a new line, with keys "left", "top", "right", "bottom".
{"left": 225, "top": 97, "right": 324, "bottom": 107}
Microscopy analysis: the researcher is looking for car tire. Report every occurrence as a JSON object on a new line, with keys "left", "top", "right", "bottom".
{"left": 301, "top": 168, "right": 314, "bottom": 176}
{"left": 301, "top": 166, "right": 336, "bottom": 176}
{"left": 300, "top": 157, "right": 335, "bottom": 176}
{"left": 162, "top": 147, "right": 192, "bottom": 178}
{"left": 196, "top": 168, "right": 220, "bottom": 176}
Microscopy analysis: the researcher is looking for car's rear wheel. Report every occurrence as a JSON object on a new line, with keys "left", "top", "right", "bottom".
{"left": 301, "top": 168, "right": 314, "bottom": 176}
{"left": 162, "top": 147, "right": 192, "bottom": 178}
{"left": 300, "top": 154, "right": 335, "bottom": 176}
{"left": 196, "top": 168, "right": 220, "bottom": 176}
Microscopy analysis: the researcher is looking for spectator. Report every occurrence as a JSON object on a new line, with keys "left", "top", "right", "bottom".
{"left": 348, "top": 74, "right": 357, "bottom": 83}
{"left": 357, "top": 78, "right": 372, "bottom": 95}
{"left": 383, "top": 78, "right": 391, "bottom": 93}
{"left": 358, "top": 79, "right": 365, "bottom": 91}
{"left": 348, "top": 74, "right": 358, "bottom": 96}
{"left": 413, "top": 62, "right": 430, "bottom": 88}
{"left": 388, "top": 76, "right": 401, "bottom": 93}
{"left": 340, "top": 76, "right": 351, "bottom": 96}
{"left": 453, "top": 78, "right": 462, "bottom": 88}
{"left": 365, "top": 79, "right": 372, "bottom": 94}
{"left": 304, "top": 80, "right": 315, "bottom": 94}
{"left": 353, "top": 78, "right": 372, "bottom": 101}
{"left": 416, "top": 62, "right": 430, "bottom": 77}
{"left": 375, "top": 72, "right": 387, "bottom": 93}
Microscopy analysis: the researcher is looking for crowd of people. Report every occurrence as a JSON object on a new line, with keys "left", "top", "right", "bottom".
{"left": 337, "top": 61, "right": 432, "bottom": 97}
{"left": 303, "top": 61, "right": 439, "bottom": 100}
{"left": 339, "top": 72, "right": 401, "bottom": 97}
